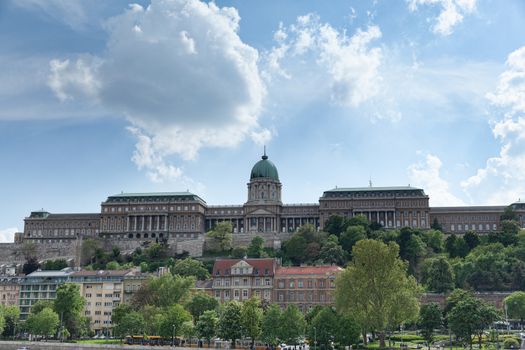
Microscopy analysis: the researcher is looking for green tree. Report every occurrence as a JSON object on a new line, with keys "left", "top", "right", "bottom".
{"left": 421, "top": 256, "right": 455, "bottom": 293}
{"left": 340, "top": 225, "right": 367, "bottom": 254}
{"left": 26, "top": 307, "right": 59, "bottom": 339}
{"left": 247, "top": 236, "right": 265, "bottom": 258}
{"left": 1, "top": 305, "right": 19, "bottom": 337}
{"left": 283, "top": 235, "right": 308, "bottom": 264}
{"left": 186, "top": 292, "right": 219, "bottom": 321}
{"left": 308, "top": 307, "right": 337, "bottom": 348}
{"left": 463, "top": 231, "right": 480, "bottom": 251}
{"left": 335, "top": 239, "right": 420, "bottom": 347}
{"left": 319, "top": 235, "right": 346, "bottom": 265}
{"left": 231, "top": 246, "right": 248, "bottom": 259}
{"left": 132, "top": 274, "right": 194, "bottom": 309}
{"left": 159, "top": 304, "right": 192, "bottom": 339}
{"left": 324, "top": 215, "right": 348, "bottom": 237}
{"left": 334, "top": 313, "right": 360, "bottom": 347}
{"left": 279, "top": 305, "right": 306, "bottom": 345}
{"left": 42, "top": 259, "right": 68, "bottom": 270}
{"left": 504, "top": 291, "right": 525, "bottom": 323}
{"left": 207, "top": 221, "right": 233, "bottom": 252}
{"left": 54, "top": 283, "right": 86, "bottom": 338}
{"left": 106, "top": 261, "right": 120, "bottom": 270}
{"left": 422, "top": 230, "right": 445, "bottom": 253}
{"left": 22, "top": 257, "right": 40, "bottom": 275}
{"left": 80, "top": 238, "right": 101, "bottom": 265}
{"left": 30, "top": 300, "right": 54, "bottom": 315}
{"left": 431, "top": 218, "right": 443, "bottom": 231}
{"left": 113, "top": 311, "right": 145, "bottom": 338}
{"left": 181, "top": 320, "right": 196, "bottom": 345}
{"left": 219, "top": 301, "right": 243, "bottom": 348}
{"left": 261, "top": 304, "right": 282, "bottom": 346}
{"left": 418, "top": 303, "right": 442, "bottom": 349}
{"left": 501, "top": 206, "right": 519, "bottom": 221}
{"left": 241, "top": 297, "right": 263, "bottom": 349}
{"left": 197, "top": 310, "right": 219, "bottom": 346}
{"left": 173, "top": 258, "right": 210, "bottom": 280}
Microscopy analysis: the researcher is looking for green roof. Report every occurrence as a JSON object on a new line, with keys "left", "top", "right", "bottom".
{"left": 250, "top": 153, "right": 279, "bottom": 181}
{"left": 106, "top": 192, "right": 206, "bottom": 203}
{"left": 326, "top": 186, "right": 422, "bottom": 192}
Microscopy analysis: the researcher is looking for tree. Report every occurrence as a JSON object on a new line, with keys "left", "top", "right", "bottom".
{"left": 26, "top": 307, "right": 59, "bottom": 339}
{"left": 431, "top": 218, "right": 443, "bottom": 231}
{"left": 186, "top": 292, "right": 219, "bottom": 321}
{"left": 80, "top": 238, "right": 100, "bottom": 265}
{"left": 418, "top": 303, "right": 442, "bottom": 349}
{"left": 247, "top": 236, "right": 265, "bottom": 258}
{"left": 132, "top": 274, "right": 194, "bottom": 309}
{"left": 261, "top": 304, "right": 282, "bottom": 346}
{"left": 113, "top": 311, "right": 145, "bottom": 338}
{"left": 324, "top": 215, "right": 348, "bottom": 237}
{"left": 308, "top": 307, "right": 337, "bottom": 348}
{"left": 283, "top": 235, "right": 308, "bottom": 264}
{"left": 319, "top": 235, "right": 346, "bottom": 265}
{"left": 421, "top": 230, "right": 444, "bottom": 253}
{"left": 1, "top": 305, "right": 19, "bottom": 337}
{"left": 42, "top": 259, "right": 68, "bottom": 270}
{"left": 207, "top": 221, "right": 233, "bottom": 252}
{"left": 504, "top": 291, "right": 525, "bottom": 324}
{"left": 54, "top": 283, "right": 86, "bottom": 338}
{"left": 335, "top": 239, "right": 420, "bottom": 347}
{"left": 334, "top": 313, "right": 360, "bottom": 347}
{"left": 340, "top": 225, "right": 367, "bottom": 254}
{"left": 231, "top": 246, "right": 248, "bottom": 259}
{"left": 241, "top": 297, "right": 263, "bottom": 349}
{"left": 219, "top": 301, "right": 243, "bottom": 348}
{"left": 421, "top": 256, "right": 455, "bottom": 293}
{"left": 279, "top": 305, "right": 306, "bottom": 345}
{"left": 448, "top": 296, "right": 499, "bottom": 349}
{"left": 501, "top": 206, "right": 519, "bottom": 221}
{"left": 463, "top": 231, "right": 480, "bottom": 251}
{"left": 172, "top": 258, "right": 210, "bottom": 280}
{"left": 22, "top": 257, "right": 40, "bottom": 275}
{"left": 197, "top": 310, "right": 219, "bottom": 346}
{"left": 30, "top": 300, "right": 54, "bottom": 315}
{"left": 0, "top": 308, "right": 5, "bottom": 336}
{"left": 159, "top": 304, "right": 192, "bottom": 339}
{"left": 181, "top": 320, "right": 196, "bottom": 345}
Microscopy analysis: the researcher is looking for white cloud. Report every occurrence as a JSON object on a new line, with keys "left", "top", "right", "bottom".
{"left": 0, "top": 228, "right": 17, "bottom": 243}
{"left": 407, "top": 0, "right": 477, "bottom": 36}
{"left": 13, "top": 0, "right": 97, "bottom": 30}
{"left": 262, "top": 14, "right": 383, "bottom": 108}
{"left": 462, "top": 46, "right": 525, "bottom": 204}
{"left": 49, "top": 0, "right": 268, "bottom": 183}
{"left": 408, "top": 153, "right": 465, "bottom": 206}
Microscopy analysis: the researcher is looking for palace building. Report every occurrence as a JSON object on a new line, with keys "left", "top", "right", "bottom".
{"left": 21, "top": 152, "right": 525, "bottom": 257}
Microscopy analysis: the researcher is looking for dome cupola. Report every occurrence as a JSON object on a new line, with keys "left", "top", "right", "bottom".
{"left": 250, "top": 150, "right": 279, "bottom": 181}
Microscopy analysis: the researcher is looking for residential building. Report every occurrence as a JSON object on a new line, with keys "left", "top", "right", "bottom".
{"left": 0, "top": 276, "right": 22, "bottom": 307}
{"left": 19, "top": 269, "right": 74, "bottom": 320}
{"left": 274, "top": 265, "right": 342, "bottom": 313}
{"left": 212, "top": 258, "right": 277, "bottom": 303}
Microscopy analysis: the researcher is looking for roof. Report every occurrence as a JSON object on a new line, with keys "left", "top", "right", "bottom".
{"left": 195, "top": 279, "right": 213, "bottom": 289}
{"left": 105, "top": 192, "right": 206, "bottom": 204}
{"left": 27, "top": 212, "right": 100, "bottom": 220}
{"left": 26, "top": 269, "right": 74, "bottom": 278}
{"left": 71, "top": 269, "right": 132, "bottom": 278}
{"left": 430, "top": 206, "right": 506, "bottom": 213}
{"left": 213, "top": 258, "right": 278, "bottom": 277}
{"left": 322, "top": 186, "right": 427, "bottom": 198}
{"left": 276, "top": 265, "right": 343, "bottom": 276}
{"left": 250, "top": 153, "right": 279, "bottom": 181}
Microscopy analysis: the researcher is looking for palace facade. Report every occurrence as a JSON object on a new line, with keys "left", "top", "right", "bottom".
{"left": 21, "top": 152, "right": 525, "bottom": 257}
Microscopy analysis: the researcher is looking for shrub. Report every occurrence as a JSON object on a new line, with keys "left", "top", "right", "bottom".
{"left": 390, "top": 335, "right": 424, "bottom": 342}
{"left": 503, "top": 338, "right": 520, "bottom": 349}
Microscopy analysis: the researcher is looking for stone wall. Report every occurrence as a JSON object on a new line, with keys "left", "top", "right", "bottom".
{"left": 421, "top": 292, "right": 512, "bottom": 308}
{"left": 0, "top": 240, "right": 80, "bottom": 267}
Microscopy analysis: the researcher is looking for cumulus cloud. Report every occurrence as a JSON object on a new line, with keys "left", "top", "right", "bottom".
{"left": 408, "top": 153, "right": 465, "bottom": 206}
{"left": 461, "top": 46, "right": 525, "bottom": 204}
{"left": 0, "top": 228, "right": 17, "bottom": 243}
{"left": 407, "top": 0, "right": 477, "bottom": 36}
{"left": 263, "top": 14, "right": 383, "bottom": 108}
{"left": 48, "top": 0, "right": 268, "bottom": 182}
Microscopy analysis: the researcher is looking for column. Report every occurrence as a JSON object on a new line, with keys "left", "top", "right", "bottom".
{"left": 263, "top": 218, "right": 266, "bottom": 232}
{"left": 127, "top": 217, "right": 130, "bottom": 232}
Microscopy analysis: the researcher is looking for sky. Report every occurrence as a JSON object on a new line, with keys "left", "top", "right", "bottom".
{"left": 1, "top": 0, "right": 525, "bottom": 242}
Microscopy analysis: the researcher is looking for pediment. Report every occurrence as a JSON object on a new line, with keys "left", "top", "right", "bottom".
{"left": 247, "top": 208, "right": 275, "bottom": 216}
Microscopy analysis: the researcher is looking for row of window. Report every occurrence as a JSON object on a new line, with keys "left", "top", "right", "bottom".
{"left": 450, "top": 223, "right": 498, "bottom": 231}
{"left": 276, "top": 279, "right": 334, "bottom": 289}
{"left": 85, "top": 293, "right": 120, "bottom": 299}
{"left": 277, "top": 292, "right": 333, "bottom": 302}
{"left": 213, "top": 277, "right": 272, "bottom": 287}
{"left": 215, "top": 289, "right": 272, "bottom": 299}
{"left": 104, "top": 205, "right": 198, "bottom": 213}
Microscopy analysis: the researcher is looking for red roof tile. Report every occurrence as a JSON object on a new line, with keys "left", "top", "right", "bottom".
{"left": 275, "top": 265, "right": 343, "bottom": 276}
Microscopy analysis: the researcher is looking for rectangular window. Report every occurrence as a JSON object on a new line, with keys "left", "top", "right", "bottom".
{"left": 243, "top": 289, "right": 248, "bottom": 298}
{"left": 298, "top": 280, "right": 303, "bottom": 288}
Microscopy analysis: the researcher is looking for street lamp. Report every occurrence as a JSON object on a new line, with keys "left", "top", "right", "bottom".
{"left": 314, "top": 327, "right": 317, "bottom": 350}
{"left": 172, "top": 324, "right": 176, "bottom": 347}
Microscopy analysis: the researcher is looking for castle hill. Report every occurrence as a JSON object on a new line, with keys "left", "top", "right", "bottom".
{"left": 1, "top": 0, "right": 525, "bottom": 349}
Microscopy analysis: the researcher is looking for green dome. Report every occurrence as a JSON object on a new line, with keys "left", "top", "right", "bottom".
{"left": 250, "top": 153, "right": 279, "bottom": 181}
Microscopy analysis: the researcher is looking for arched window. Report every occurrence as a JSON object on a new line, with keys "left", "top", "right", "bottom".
{"left": 136, "top": 233, "right": 141, "bottom": 239}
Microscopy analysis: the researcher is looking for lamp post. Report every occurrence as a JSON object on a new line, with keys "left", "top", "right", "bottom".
{"left": 314, "top": 327, "right": 317, "bottom": 350}
{"left": 172, "top": 324, "right": 176, "bottom": 347}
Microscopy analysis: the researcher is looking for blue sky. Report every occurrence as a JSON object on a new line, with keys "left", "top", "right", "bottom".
{"left": 1, "top": 0, "right": 525, "bottom": 241}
